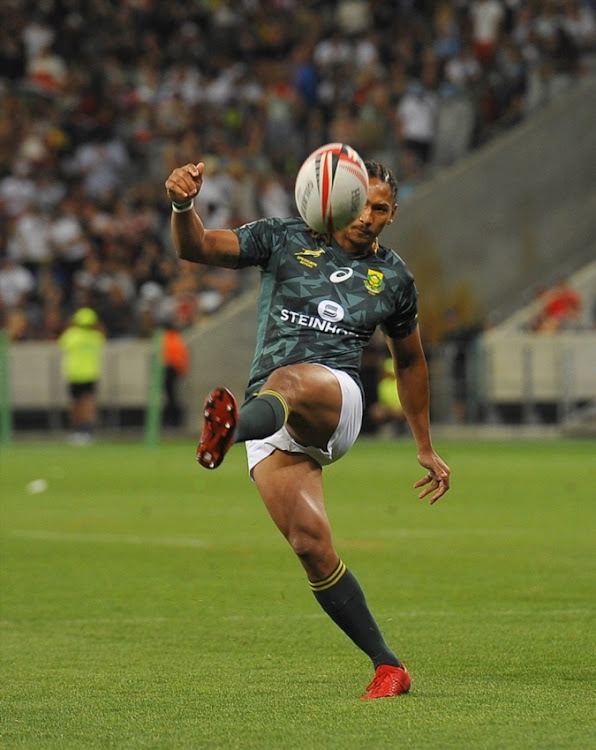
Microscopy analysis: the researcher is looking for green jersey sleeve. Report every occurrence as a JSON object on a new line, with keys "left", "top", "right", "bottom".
{"left": 233, "top": 218, "right": 280, "bottom": 269}
{"left": 380, "top": 277, "right": 419, "bottom": 340}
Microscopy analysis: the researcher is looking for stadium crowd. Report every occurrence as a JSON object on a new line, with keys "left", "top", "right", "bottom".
{"left": 1, "top": 0, "right": 595, "bottom": 341}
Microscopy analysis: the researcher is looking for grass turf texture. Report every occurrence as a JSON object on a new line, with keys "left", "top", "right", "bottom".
{"left": 0, "top": 438, "right": 594, "bottom": 749}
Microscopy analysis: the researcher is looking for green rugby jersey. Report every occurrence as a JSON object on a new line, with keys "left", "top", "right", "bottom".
{"left": 234, "top": 217, "right": 418, "bottom": 397}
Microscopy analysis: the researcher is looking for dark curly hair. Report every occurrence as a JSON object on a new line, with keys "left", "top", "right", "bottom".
{"left": 364, "top": 161, "right": 399, "bottom": 202}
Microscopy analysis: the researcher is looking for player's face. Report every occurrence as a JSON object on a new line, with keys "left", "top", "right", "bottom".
{"left": 335, "top": 179, "right": 397, "bottom": 253}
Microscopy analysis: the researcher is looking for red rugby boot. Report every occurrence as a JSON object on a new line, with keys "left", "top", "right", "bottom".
{"left": 196, "top": 387, "right": 238, "bottom": 469}
{"left": 360, "top": 663, "right": 412, "bottom": 700}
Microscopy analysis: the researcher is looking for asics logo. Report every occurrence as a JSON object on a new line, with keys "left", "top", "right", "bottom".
{"left": 330, "top": 267, "right": 354, "bottom": 283}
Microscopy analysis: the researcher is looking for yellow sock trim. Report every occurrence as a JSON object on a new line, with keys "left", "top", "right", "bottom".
{"left": 309, "top": 560, "right": 347, "bottom": 592}
{"left": 258, "top": 389, "right": 289, "bottom": 423}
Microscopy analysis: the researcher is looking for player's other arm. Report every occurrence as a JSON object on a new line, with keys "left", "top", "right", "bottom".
{"left": 385, "top": 328, "right": 450, "bottom": 502}
{"left": 165, "top": 162, "right": 240, "bottom": 269}
{"left": 385, "top": 328, "right": 432, "bottom": 450}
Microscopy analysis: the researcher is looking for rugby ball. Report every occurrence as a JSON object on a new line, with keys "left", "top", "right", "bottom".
{"left": 294, "top": 143, "right": 369, "bottom": 233}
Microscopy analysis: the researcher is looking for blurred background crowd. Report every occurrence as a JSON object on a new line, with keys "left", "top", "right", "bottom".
{"left": 1, "top": 0, "right": 595, "bottom": 344}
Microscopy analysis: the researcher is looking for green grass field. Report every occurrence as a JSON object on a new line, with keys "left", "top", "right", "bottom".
{"left": 1, "top": 438, "right": 594, "bottom": 749}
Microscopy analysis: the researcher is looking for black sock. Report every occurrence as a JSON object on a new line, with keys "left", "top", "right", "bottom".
{"left": 234, "top": 390, "right": 288, "bottom": 443}
{"left": 310, "top": 560, "right": 401, "bottom": 669}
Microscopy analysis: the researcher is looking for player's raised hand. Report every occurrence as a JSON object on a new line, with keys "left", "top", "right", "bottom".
{"left": 165, "top": 162, "right": 204, "bottom": 204}
{"left": 414, "top": 450, "right": 450, "bottom": 504}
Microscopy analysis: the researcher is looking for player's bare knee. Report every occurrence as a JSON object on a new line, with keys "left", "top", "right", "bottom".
{"left": 286, "top": 524, "right": 329, "bottom": 562}
{"left": 286, "top": 527, "right": 315, "bottom": 559}
{"left": 262, "top": 366, "right": 302, "bottom": 407}
{"left": 266, "top": 364, "right": 339, "bottom": 416}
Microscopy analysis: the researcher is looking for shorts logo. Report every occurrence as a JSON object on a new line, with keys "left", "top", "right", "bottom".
{"left": 364, "top": 269, "right": 384, "bottom": 295}
{"left": 295, "top": 247, "right": 325, "bottom": 268}
{"left": 317, "top": 300, "right": 345, "bottom": 322}
{"left": 330, "top": 267, "right": 354, "bottom": 283}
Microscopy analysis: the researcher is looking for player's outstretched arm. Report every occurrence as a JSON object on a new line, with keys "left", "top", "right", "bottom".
{"left": 165, "top": 162, "right": 240, "bottom": 268}
{"left": 385, "top": 330, "right": 451, "bottom": 504}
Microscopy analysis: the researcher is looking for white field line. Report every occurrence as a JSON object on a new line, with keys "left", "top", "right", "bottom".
{"left": 9, "top": 529, "right": 210, "bottom": 548}
{"left": 221, "top": 608, "right": 593, "bottom": 620}
{"left": 1, "top": 609, "right": 592, "bottom": 630}
{"left": 9, "top": 527, "right": 538, "bottom": 548}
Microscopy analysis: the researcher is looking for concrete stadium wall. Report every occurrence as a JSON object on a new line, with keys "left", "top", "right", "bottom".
{"left": 9, "top": 318, "right": 594, "bottom": 430}
{"left": 481, "top": 331, "right": 596, "bottom": 403}
{"left": 8, "top": 340, "right": 152, "bottom": 409}
{"left": 182, "top": 293, "right": 258, "bottom": 431}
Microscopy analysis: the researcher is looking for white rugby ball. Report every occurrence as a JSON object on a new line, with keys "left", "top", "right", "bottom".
{"left": 294, "top": 143, "right": 369, "bottom": 233}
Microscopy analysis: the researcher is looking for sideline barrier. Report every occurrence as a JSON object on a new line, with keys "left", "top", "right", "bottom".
{"left": 479, "top": 331, "right": 596, "bottom": 422}
{"left": 8, "top": 339, "right": 152, "bottom": 410}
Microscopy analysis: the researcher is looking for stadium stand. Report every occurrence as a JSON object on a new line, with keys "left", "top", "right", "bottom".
{"left": 2, "top": 1, "right": 595, "bottom": 343}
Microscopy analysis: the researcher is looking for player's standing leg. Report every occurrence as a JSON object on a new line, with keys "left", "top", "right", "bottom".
{"left": 252, "top": 451, "right": 411, "bottom": 698}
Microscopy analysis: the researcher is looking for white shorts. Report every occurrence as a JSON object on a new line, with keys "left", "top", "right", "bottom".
{"left": 245, "top": 365, "right": 363, "bottom": 476}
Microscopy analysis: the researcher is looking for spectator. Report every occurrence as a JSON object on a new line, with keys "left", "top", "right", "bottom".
{"left": 0, "top": 160, "right": 36, "bottom": 218}
{"left": 36, "top": 300, "right": 67, "bottom": 341}
{"left": 335, "top": 0, "right": 372, "bottom": 36}
{"left": 441, "top": 308, "right": 483, "bottom": 424}
{"left": 96, "top": 283, "right": 136, "bottom": 339}
{"left": 395, "top": 67, "right": 440, "bottom": 166}
{"left": 161, "top": 319, "right": 190, "bottom": 428}
{"left": 561, "top": 0, "right": 596, "bottom": 55}
{"left": 58, "top": 307, "right": 106, "bottom": 444}
{"left": 135, "top": 281, "right": 163, "bottom": 338}
{"left": 256, "top": 170, "right": 294, "bottom": 218}
{"left": 47, "top": 195, "right": 92, "bottom": 299}
{"left": 468, "top": 0, "right": 506, "bottom": 68}
{"left": 368, "top": 358, "right": 408, "bottom": 436}
{"left": 0, "top": 256, "right": 35, "bottom": 313}
{"left": 534, "top": 277, "right": 584, "bottom": 332}
{"left": 66, "top": 135, "right": 130, "bottom": 203}
{"left": 313, "top": 28, "right": 353, "bottom": 72}
{"left": 31, "top": 265, "right": 68, "bottom": 339}
{"left": 433, "top": 1, "right": 462, "bottom": 62}
{"left": 9, "top": 202, "right": 52, "bottom": 277}
{"left": 26, "top": 41, "right": 67, "bottom": 95}
{"left": 444, "top": 42, "right": 483, "bottom": 90}
{"left": 4, "top": 307, "right": 31, "bottom": 341}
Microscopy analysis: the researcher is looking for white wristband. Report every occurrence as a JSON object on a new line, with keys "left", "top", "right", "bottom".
{"left": 171, "top": 199, "right": 194, "bottom": 213}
